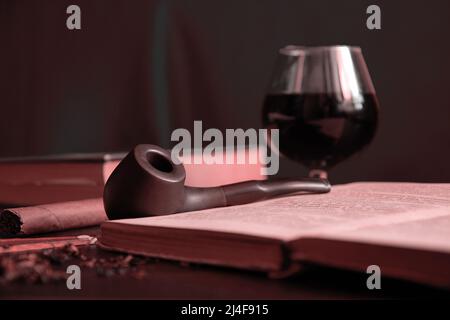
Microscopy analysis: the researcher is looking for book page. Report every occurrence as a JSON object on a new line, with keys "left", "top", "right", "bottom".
{"left": 308, "top": 211, "right": 450, "bottom": 253}
{"left": 111, "top": 182, "right": 450, "bottom": 242}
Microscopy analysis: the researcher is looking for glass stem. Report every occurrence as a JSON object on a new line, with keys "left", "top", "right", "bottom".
{"left": 309, "top": 169, "right": 328, "bottom": 180}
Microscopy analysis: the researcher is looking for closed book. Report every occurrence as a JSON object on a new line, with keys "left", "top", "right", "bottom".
{"left": 0, "top": 153, "right": 124, "bottom": 206}
{"left": 0, "top": 147, "right": 265, "bottom": 207}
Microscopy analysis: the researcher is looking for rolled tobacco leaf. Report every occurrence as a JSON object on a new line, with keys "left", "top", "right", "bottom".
{"left": 0, "top": 198, "right": 107, "bottom": 237}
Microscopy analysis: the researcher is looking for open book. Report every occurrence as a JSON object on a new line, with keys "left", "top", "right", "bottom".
{"left": 99, "top": 182, "right": 450, "bottom": 289}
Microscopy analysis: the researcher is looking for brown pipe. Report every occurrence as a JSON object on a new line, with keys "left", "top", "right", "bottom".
{"left": 103, "top": 144, "right": 331, "bottom": 220}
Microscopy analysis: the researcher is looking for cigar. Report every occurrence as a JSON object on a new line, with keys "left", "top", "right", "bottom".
{"left": 0, "top": 198, "right": 107, "bottom": 237}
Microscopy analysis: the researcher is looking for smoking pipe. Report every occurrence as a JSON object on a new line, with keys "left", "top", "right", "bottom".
{"left": 103, "top": 144, "right": 331, "bottom": 220}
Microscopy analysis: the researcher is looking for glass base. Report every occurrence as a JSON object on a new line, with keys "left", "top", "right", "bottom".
{"left": 309, "top": 169, "right": 328, "bottom": 180}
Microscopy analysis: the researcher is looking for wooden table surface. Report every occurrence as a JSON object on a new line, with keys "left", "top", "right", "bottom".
{"left": 1, "top": 228, "right": 449, "bottom": 299}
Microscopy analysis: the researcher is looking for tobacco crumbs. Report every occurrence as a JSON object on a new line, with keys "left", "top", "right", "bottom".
{"left": 0, "top": 244, "right": 153, "bottom": 284}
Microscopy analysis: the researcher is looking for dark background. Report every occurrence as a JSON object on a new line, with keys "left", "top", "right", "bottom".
{"left": 0, "top": 0, "right": 449, "bottom": 184}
